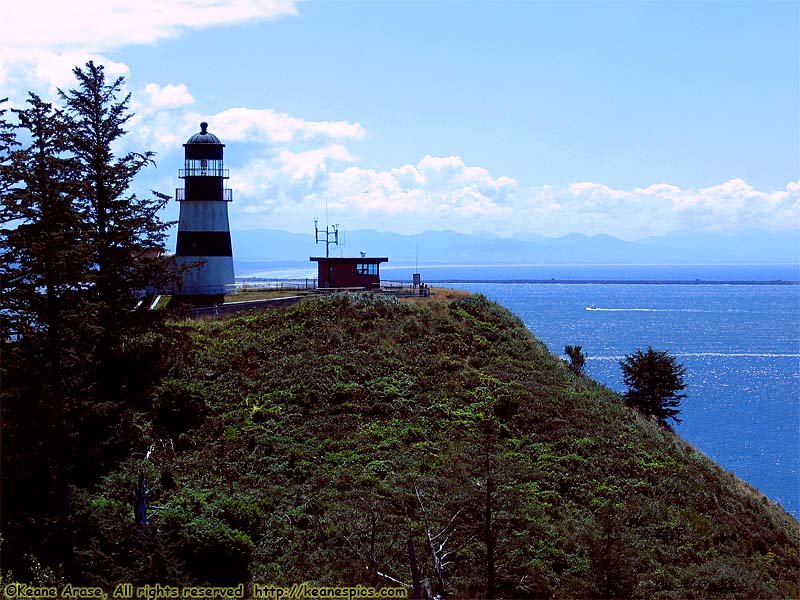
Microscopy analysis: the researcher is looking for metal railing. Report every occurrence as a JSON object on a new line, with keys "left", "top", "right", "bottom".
{"left": 235, "top": 278, "right": 319, "bottom": 291}
{"left": 378, "top": 280, "right": 431, "bottom": 297}
{"left": 232, "top": 278, "right": 429, "bottom": 294}
{"left": 169, "top": 282, "right": 239, "bottom": 296}
{"left": 179, "top": 168, "right": 230, "bottom": 178}
{"left": 175, "top": 188, "right": 233, "bottom": 202}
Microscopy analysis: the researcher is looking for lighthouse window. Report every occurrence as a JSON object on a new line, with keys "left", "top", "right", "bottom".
{"left": 356, "top": 263, "right": 378, "bottom": 275}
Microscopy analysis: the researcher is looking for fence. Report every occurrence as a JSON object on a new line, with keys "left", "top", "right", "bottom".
{"left": 230, "top": 278, "right": 430, "bottom": 297}
{"left": 235, "top": 278, "right": 319, "bottom": 291}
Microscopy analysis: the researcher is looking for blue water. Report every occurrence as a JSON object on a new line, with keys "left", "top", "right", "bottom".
{"left": 381, "top": 263, "right": 800, "bottom": 282}
{"left": 435, "top": 278, "right": 800, "bottom": 518}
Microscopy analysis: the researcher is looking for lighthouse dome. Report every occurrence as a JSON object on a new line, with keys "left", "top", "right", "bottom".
{"left": 186, "top": 122, "right": 222, "bottom": 144}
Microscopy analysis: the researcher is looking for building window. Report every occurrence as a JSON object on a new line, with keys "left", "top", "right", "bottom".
{"left": 356, "top": 263, "right": 378, "bottom": 275}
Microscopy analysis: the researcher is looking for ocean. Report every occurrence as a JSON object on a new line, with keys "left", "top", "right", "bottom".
{"left": 237, "top": 262, "right": 800, "bottom": 518}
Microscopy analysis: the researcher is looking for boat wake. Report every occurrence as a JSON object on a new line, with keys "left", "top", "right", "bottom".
{"left": 586, "top": 307, "right": 712, "bottom": 312}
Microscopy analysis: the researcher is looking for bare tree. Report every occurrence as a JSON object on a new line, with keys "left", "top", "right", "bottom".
{"left": 344, "top": 490, "right": 473, "bottom": 598}
{"left": 345, "top": 497, "right": 407, "bottom": 588}
{"left": 415, "top": 486, "right": 474, "bottom": 597}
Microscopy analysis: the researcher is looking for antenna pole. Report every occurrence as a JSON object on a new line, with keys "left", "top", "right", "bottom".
{"left": 315, "top": 217, "right": 339, "bottom": 258}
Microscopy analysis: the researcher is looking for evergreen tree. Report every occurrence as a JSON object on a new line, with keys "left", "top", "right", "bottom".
{"left": 620, "top": 346, "right": 687, "bottom": 426}
{"left": 2, "top": 66, "right": 176, "bottom": 582}
{"left": 0, "top": 98, "right": 15, "bottom": 189}
{"left": 1, "top": 94, "right": 91, "bottom": 512}
{"left": 0, "top": 94, "right": 90, "bottom": 578}
{"left": 1, "top": 94, "right": 87, "bottom": 344}
{"left": 59, "top": 61, "right": 173, "bottom": 357}
{"left": 0, "top": 98, "right": 14, "bottom": 161}
{"left": 56, "top": 62, "right": 177, "bottom": 486}
{"left": 0, "top": 97, "right": 19, "bottom": 339}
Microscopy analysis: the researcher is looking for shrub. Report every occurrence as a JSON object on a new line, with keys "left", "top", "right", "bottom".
{"left": 177, "top": 518, "right": 255, "bottom": 585}
{"left": 564, "top": 345, "right": 586, "bottom": 376}
{"left": 150, "top": 379, "right": 208, "bottom": 437}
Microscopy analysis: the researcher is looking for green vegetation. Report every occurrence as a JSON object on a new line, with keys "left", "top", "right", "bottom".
{"left": 5, "top": 292, "right": 796, "bottom": 598}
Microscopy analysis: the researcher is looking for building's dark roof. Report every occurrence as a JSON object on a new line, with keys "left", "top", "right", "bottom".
{"left": 310, "top": 256, "right": 388, "bottom": 263}
{"left": 186, "top": 122, "right": 222, "bottom": 144}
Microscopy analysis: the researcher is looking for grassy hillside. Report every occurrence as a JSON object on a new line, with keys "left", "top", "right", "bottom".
{"left": 33, "top": 292, "right": 799, "bottom": 597}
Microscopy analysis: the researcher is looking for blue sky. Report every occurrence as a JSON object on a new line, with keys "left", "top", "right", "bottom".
{"left": 3, "top": 0, "right": 799, "bottom": 240}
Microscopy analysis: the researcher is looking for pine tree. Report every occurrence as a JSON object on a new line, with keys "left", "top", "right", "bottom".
{"left": 55, "top": 62, "right": 177, "bottom": 489}
{"left": 0, "top": 95, "right": 90, "bottom": 576}
{"left": 0, "top": 98, "right": 14, "bottom": 162}
{"left": 1, "top": 66, "right": 177, "bottom": 580}
{"left": 0, "top": 98, "right": 14, "bottom": 178}
{"left": 1, "top": 94, "right": 88, "bottom": 345}
{"left": 0, "top": 97, "right": 20, "bottom": 339}
{"left": 59, "top": 61, "right": 173, "bottom": 355}
{"left": 620, "top": 346, "right": 688, "bottom": 426}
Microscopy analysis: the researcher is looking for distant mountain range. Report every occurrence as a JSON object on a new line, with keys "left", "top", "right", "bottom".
{"left": 227, "top": 228, "right": 799, "bottom": 270}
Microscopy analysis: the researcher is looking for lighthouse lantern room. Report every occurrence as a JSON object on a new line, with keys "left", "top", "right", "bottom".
{"left": 174, "top": 122, "right": 235, "bottom": 303}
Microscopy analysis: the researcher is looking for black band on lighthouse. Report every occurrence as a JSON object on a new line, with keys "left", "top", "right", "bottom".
{"left": 184, "top": 177, "right": 226, "bottom": 201}
{"left": 176, "top": 231, "right": 233, "bottom": 257}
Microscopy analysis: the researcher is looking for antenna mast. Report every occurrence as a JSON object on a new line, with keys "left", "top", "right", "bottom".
{"left": 314, "top": 218, "right": 339, "bottom": 258}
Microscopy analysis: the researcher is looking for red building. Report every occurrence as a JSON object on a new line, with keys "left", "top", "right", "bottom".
{"left": 311, "top": 256, "right": 389, "bottom": 289}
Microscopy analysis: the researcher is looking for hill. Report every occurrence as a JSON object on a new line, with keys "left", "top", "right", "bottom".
{"left": 5, "top": 292, "right": 798, "bottom": 597}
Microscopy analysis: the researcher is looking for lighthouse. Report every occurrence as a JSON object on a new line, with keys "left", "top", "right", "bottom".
{"left": 174, "top": 122, "right": 235, "bottom": 303}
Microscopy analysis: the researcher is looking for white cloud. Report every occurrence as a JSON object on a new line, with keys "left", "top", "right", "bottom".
{"left": 229, "top": 153, "right": 519, "bottom": 233}
{"left": 330, "top": 157, "right": 518, "bottom": 227}
{"left": 5, "top": 1, "right": 299, "bottom": 52}
{"left": 521, "top": 179, "right": 800, "bottom": 239}
{"left": 0, "top": 49, "right": 130, "bottom": 97}
{"left": 126, "top": 105, "right": 364, "bottom": 155}
{"left": 226, "top": 139, "right": 800, "bottom": 238}
{"left": 204, "top": 107, "right": 365, "bottom": 144}
{"left": 0, "top": 0, "right": 300, "bottom": 104}
{"left": 228, "top": 145, "right": 358, "bottom": 212}
{"left": 143, "top": 83, "right": 194, "bottom": 109}
{"left": 126, "top": 102, "right": 365, "bottom": 162}
{"left": 277, "top": 145, "right": 358, "bottom": 181}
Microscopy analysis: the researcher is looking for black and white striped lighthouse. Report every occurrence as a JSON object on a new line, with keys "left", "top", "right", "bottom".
{"left": 174, "top": 122, "right": 234, "bottom": 303}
